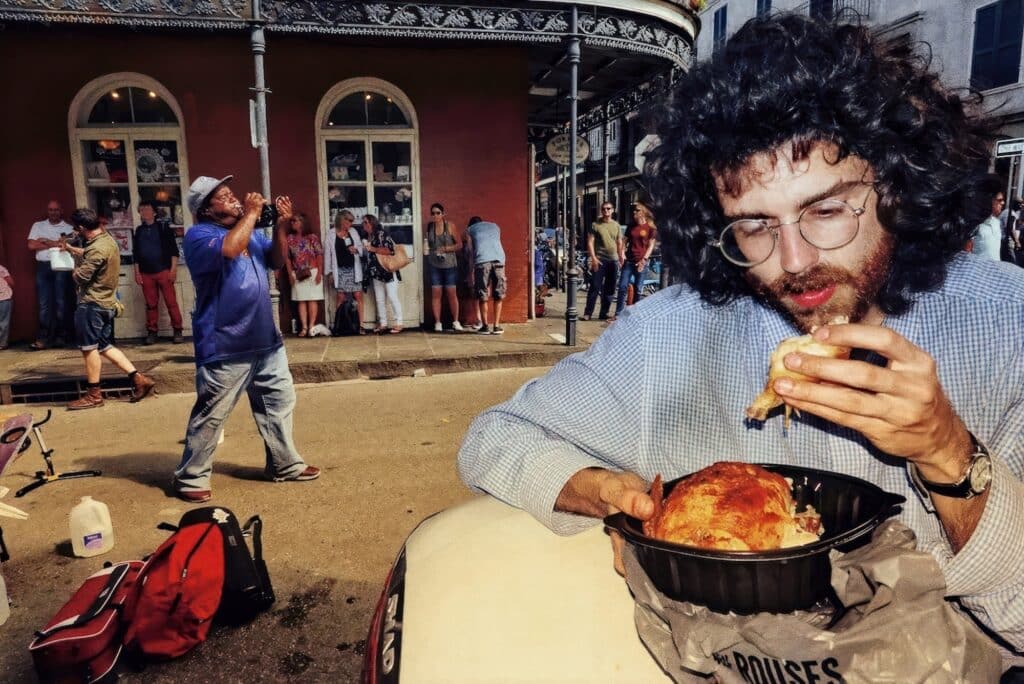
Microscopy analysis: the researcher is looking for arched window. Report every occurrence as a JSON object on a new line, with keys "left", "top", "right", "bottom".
{"left": 68, "top": 73, "right": 194, "bottom": 338}
{"left": 316, "top": 78, "right": 421, "bottom": 327}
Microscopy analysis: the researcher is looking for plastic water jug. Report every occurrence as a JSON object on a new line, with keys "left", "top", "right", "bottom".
{"left": 0, "top": 567, "right": 9, "bottom": 626}
{"left": 69, "top": 496, "right": 114, "bottom": 558}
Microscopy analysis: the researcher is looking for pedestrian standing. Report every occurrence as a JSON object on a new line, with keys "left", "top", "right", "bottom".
{"left": 285, "top": 212, "right": 324, "bottom": 337}
{"left": 582, "top": 201, "right": 622, "bottom": 321}
{"left": 0, "top": 262, "right": 13, "bottom": 350}
{"left": 614, "top": 202, "right": 658, "bottom": 317}
{"left": 363, "top": 214, "right": 404, "bottom": 334}
{"left": 425, "top": 203, "right": 464, "bottom": 332}
{"left": 61, "top": 208, "right": 156, "bottom": 410}
{"left": 133, "top": 200, "right": 184, "bottom": 344}
{"left": 324, "top": 209, "right": 366, "bottom": 333}
{"left": 465, "top": 216, "right": 506, "bottom": 334}
{"left": 26, "top": 200, "right": 73, "bottom": 349}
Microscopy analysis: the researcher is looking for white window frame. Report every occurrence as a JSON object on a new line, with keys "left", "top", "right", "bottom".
{"left": 315, "top": 77, "right": 422, "bottom": 327}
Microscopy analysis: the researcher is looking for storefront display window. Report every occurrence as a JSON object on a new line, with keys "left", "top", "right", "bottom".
{"left": 318, "top": 78, "right": 421, "bottom": 327}
{"left": 69, "top": 73, "right": 194, "bottom": 337}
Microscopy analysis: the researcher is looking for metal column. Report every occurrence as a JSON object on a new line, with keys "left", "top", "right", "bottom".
{"left": 602, "top": 103, "right": 610, "bottom": 202}
{"left": 250, "top": 0, "right": 280, "bottom": 330}
{"left": 564, "top": 6, "right": 581, "bottom": 346}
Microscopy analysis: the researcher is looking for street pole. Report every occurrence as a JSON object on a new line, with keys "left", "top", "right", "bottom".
{"left": 602, "top": 103, "right": 610, "bottom": 203}
{"left": 564, "top": 5, "right": 580, "bottom": 346}
{"left": 250, "top": 0, "right": 281, "bottom": 331}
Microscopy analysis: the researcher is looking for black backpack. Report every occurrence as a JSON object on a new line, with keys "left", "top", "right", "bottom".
{"left": 332, "top": 298, "right": 360, "bottom": 336}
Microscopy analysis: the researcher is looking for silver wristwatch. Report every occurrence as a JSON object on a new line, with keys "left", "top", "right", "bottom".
{"left": 909, "top": 433, "right": 993, "bottom": 500}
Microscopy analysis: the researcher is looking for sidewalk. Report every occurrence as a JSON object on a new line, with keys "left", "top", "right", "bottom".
{"left": 0, "top": 290, "right": 606, "bottom": 402}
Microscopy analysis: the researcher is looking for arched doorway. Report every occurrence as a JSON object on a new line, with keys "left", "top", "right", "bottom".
{"left": 316, "top": 78, "right": 421, "bottom": 329}
{"left": 68, "top": 73, "right": 193, "bottom": 338}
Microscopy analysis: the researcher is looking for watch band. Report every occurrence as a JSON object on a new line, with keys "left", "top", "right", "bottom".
{"left": 909, "top": 433, "right": 992, "bottom": 500}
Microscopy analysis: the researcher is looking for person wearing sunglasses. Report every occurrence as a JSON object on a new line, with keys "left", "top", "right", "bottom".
{"left": 581, "top": 202, "right": 623, "bottom": 321}
{"left": 459, "top": 13, "right": 1024, "bottom": 657}
{"left": 425, "top": 203, "right": 464, "bottom": 332}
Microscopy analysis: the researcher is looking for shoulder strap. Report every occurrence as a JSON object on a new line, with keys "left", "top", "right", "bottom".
{"left": 242, "top": 515, "right": 264, "bottom": 563}
{"left": 34, "top": 563, "right": 131, "bottom": 638}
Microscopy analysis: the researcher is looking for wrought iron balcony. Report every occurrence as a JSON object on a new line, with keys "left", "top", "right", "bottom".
{"left": 796, "top": 0, "right": 872, "bottom": 21}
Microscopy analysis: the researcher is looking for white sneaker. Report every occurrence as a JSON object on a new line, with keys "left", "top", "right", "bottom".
{"left": 434, "top": 322, "right": 443, "bottom": 332}
{"left": 471, "top": 322, "right": 484, "bottom": 332}
{"left": 452, "top": 321, "right": 464, "bottom": 332}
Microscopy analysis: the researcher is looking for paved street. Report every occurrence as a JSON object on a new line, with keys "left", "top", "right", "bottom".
{"left": 0, "top": 366, "right": 548, "bottom": 682}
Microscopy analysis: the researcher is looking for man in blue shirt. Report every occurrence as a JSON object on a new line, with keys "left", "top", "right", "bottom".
{"left": 459, "top": 15, "right": 1024, "bottom": 658}
{"left": 465, "top": 216, "right": 506, "bottom": 334}
{"left": 173, "top": 175, "right": 319, "bottom": 503}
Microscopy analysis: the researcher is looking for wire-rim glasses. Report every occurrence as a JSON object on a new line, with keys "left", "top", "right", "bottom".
{"left": 711, "top": 184, "right": 875, "bottom": 267}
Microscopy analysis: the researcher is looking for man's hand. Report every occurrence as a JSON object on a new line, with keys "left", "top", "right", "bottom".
{"left": 167, "top": 268, "right": 177, "bottom": 283}
{"left": 276, "top": 196, "right": 293, "bottom": 222}
{"left": 589, "top": 255, "right": 599, "bottom": 272}
{"left": 555, "top": 468, "right": 652, "bottom": 576}
{"left": 134, "top": 272, "right": 143, "bottom": 286}
{"left": 772, "top": 323, "right": 971, "bottom": 479}
{"left": 243, "top": 192, "right": 265, "bottom": 218}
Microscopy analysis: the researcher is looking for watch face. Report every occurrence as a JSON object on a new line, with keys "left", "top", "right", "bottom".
{"left": 969, "top": 454, "right": 993, "bottom": 494}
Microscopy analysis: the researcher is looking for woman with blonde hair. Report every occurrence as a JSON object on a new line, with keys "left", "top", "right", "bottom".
{"left": 614, "top": 202, "right": 658, "bottom": 318}
{"left": 324, "top": 209, "right": 366, "bottom": 333}
{"left": 285, "top": 212, "right": 324, "bottom": 337}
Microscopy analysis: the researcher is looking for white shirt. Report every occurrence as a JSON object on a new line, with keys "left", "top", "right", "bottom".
{"left": 973, "top": 215, "right": 1003, "bottom": 262}
{"left": 28, "top": 220, "right": 73, "bottom": 262}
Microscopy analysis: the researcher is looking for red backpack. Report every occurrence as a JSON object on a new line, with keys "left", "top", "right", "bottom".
{"left": 122, "top": 510, "right": 224, "bottom": 659}
{"left": 123, "top": 506, "right": 274, "bottom": 660}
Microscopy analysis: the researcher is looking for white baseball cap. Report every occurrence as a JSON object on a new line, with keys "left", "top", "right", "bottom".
{"left": 186, "top": 175, "right": 233, "bottom": 217}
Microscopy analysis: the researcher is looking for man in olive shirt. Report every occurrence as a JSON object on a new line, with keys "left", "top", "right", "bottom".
{"left": 582, "top": 201, "right": 623, "bottom": 320}
{"left": 61, "top": 208, "right": 155, "bottom": 410}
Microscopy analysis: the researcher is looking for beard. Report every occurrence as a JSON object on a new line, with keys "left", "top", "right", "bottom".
{"left": 746, "top": 232, "right": 895, "bottom": 333}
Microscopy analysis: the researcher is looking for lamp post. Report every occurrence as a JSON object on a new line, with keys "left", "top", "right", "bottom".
{"left": 564, "top": 5, "right": 581, "bottom": 346}
{"left": 250, "top": 0, "right": 281, "bottom": 331}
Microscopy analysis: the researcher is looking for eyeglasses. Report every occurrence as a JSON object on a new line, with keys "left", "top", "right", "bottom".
{"left": 711, "top": 184, "right": 874, "bottom": 267}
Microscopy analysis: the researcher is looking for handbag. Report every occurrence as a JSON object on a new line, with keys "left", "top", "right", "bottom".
{"left": 49, "top": 247, "right": 75, "bottom": 271}
{"left": 294, "top": 265, "right": 312, "bottom": 281}
{"left": 377, "top": 244, "right": 411, "bottom": 273}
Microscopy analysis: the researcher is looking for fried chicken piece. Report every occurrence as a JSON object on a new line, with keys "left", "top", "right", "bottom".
{"left": 746, "top": 317, "right": 851, "bottom": 426}
{"left": 643, "top": 462, "right": 822, "bottom": 551}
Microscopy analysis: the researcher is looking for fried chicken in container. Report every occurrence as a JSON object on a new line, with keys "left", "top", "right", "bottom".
{"left": 643, "top": 462, "right": 823, "bottom": 551}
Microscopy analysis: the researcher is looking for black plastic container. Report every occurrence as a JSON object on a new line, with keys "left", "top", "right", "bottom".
{"left": 604, "top": 464, "right": 904, "bottom": 615}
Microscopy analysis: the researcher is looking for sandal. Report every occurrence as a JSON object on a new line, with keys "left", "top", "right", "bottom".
{"left": 373, "top": 326, "right": 386, "bottom": 334}
{"left": 29, "top": 340, "right": 46, "bottom": 350}
{"left": 389, "top": 327, "right": 402, "bottom": 334}
{"left": 298, "top": 329, "right": 308, "bottom": 338}
{"left": 358, "top": 328, "right": 367, "bottom": 335}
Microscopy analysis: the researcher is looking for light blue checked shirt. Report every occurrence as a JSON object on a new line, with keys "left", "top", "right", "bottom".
{"left": 459, "top": 252, "right": 1024, "bottom": 653}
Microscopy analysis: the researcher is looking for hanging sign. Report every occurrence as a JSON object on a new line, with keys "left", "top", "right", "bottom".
{"left": 546, "top": 133, "right": 590, "bottom": 166}
{"left": 634, "top": 134, "right": 660, "bottom": 172}
{"left": 995, "top": 138, "right": 1024, "bottom": 158}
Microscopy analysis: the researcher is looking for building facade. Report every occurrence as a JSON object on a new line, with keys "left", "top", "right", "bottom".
{"left": 0, "top": 1, "right": 698, "bottom": 343}
{"left": 696, "top": 0, "right": 1024, "bottom": 192}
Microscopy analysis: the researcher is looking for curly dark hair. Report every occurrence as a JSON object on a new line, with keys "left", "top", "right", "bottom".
{"left": 645, "top": 13, "right": 995, "bottom": 315}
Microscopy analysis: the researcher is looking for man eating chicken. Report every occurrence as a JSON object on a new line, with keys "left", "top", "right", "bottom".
{"left": 458, "top": 13, "right": 1024, "bottom": 664}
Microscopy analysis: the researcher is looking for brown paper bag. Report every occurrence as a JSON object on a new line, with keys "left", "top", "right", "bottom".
{"left": 625, "top": 521, "right": 1004, "bottom": 683}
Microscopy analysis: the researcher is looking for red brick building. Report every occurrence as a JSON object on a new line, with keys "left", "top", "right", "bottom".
{"left": 0, "top": 1, "right": 696, "bottom": 342}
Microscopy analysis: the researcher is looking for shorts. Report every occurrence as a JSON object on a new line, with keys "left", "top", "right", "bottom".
{"left": 430, "top": 266, "right": 459, "bottom": 288}
{"left": 337, "top": 266, "right": 360, "bottom": 293}
{"left": 474, "top": 261, "right": 507, "bottom": 300}
{"left": 75, "top": 302, "right": 115, "bottom": 352}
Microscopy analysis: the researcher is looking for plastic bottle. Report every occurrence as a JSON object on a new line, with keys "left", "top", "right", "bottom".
{"left": 0, "top": 567, "right": 9, "bottom": 626}
{"left": 69, "top": 496, "right": 114, "bottom": 558}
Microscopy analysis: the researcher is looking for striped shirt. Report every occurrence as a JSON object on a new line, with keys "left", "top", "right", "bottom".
{"left": 459, "top": 252, "right": 1024, "bottom": 654}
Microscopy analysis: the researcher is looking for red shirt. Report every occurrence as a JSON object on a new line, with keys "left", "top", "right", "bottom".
{"left": 625, "top": 223, "right": 657, "bottom": 263}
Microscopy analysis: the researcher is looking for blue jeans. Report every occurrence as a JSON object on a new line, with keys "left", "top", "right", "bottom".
{"left": 584, "top": 258, "right": 619, "bottom": 318}
{"left": 174, "top": 346, "right": 308, "bottom": 491}
{"left": 616, "top": 261, "right": 645, "bottom": 314}
{"left": 35, "top": 262, "right": 68, "bottom": 342}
